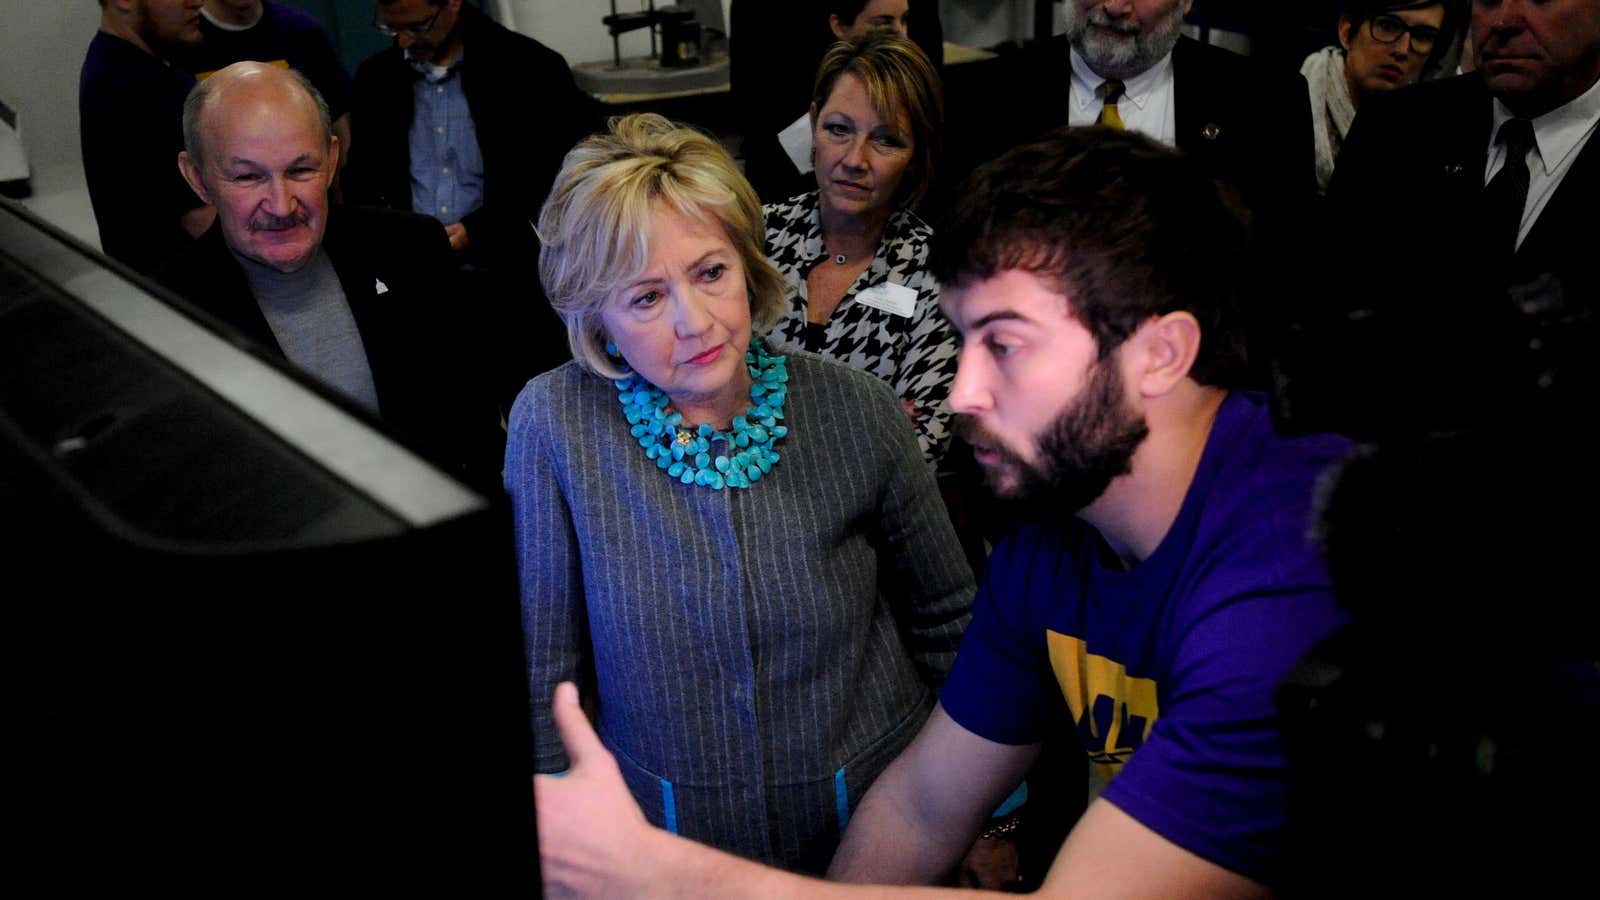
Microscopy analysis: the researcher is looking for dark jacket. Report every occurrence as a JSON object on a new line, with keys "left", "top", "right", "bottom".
{"left": 1331, "top": 73, "right": 1597, "bottom": 294}
{"left": 1286, "top": 74, "right": 1600, "bottom": 440}
{"left": 344, "top": 3, "right": 597, "bottom": 268}
{"left": 78, "top": 31, "right": 204, "bottom": 275}
{"left": 947, "top": 35, "right": 1316, "bottom": 216}
{"left": 156, "top": 205, "right": 503, "bottom": 484}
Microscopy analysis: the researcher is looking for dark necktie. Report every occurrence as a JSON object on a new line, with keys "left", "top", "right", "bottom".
{"left": 1484, "top": 118, "right": 1535, "bottom": 266}
{"left": 1097, "top": 80, "right": 1126, "bottom": 129}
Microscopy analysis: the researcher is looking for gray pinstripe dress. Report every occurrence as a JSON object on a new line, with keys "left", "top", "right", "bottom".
{"left": 506, "top": 351, "right": 974, "bottom": 872}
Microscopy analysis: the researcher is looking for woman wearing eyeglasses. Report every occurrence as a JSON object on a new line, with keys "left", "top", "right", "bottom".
{"left": 1301, "top": 0, "right": 1450, "bottom": 193}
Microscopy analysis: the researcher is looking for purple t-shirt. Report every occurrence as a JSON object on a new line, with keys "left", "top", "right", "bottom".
{"left": 940, "top": 390, "right": 1351, "bottom": 884}
{"left": 171, "top": 1, "right": 353, "bottom": 118}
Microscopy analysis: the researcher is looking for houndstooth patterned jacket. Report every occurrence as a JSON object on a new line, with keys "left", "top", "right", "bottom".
{"left": 763, "top": 191, "right": 959, "bottom": 466}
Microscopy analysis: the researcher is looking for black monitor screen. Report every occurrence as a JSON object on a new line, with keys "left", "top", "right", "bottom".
{"left": 1, "top": 201, "right": 536, "bottom": 892}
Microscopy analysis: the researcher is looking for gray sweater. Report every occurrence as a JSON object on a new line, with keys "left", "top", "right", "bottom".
{"left": 506, "top": 350, "right": 974, "bottom": 871}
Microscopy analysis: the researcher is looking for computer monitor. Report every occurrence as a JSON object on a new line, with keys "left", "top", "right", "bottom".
{"left": 1, "top": 200, "right": 537, "bottom": 892}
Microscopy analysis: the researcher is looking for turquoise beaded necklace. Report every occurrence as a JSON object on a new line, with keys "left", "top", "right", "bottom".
{"left": 613, "top": 340, "right": 789, "bottom": 491}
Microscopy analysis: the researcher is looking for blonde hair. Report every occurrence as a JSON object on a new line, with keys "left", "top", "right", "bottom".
{"left": 812, "top": 32, "right": 944, "bottom": 207}
{"left": 537, "top": 113, "right": 786, "bottom": 379}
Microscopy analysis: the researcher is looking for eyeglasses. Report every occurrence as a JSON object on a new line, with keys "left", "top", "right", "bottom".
{"left": 1368, "top": 14, "right": 1441, "bottom": 54}
{"left": 373, "top": 5, "right": 442, "bottom": 38}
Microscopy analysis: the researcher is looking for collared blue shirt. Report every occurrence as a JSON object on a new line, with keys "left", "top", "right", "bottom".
{"left": 408, "top": 48, "right": 484, "bottom": 225}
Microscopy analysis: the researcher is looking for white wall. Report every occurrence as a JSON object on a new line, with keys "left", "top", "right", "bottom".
{"left": 500, "top": 1, "right": 1045, "bottom": 68}
{"left": 503, "top": 0, "right": 733, "bottom": 66}
{"left": 940, "top": 0, "right": 1036, "bottom": 48}
{"left": 0, "top": 3, "right": 100, "bottom": 192}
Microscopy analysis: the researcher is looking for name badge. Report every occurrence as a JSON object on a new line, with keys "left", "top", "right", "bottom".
{"left": 855, "top": 282, "right": 918, "bottom": 318}
{"left": 777, "top": 113, "right": 814, "bottom": 174}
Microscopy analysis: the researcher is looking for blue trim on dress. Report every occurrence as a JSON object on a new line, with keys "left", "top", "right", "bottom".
{"left": 992, "top": 781, "right": 1028, "bottom": 817}
{"left": 661, "top": 778, "right": 679, "bottom": 834}
{"left": 834, "top": 767, "right": 850, "bottom": 831}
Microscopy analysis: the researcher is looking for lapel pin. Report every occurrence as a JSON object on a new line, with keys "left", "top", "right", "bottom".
{"left": 375, "top": 278, "right": 389, "bottom": 295}
{"left": 1444, "top": 163, "right": 1466, "bottom": 177}
{"left": 1201, "top": 123, "right": 1222, "bottom": 141}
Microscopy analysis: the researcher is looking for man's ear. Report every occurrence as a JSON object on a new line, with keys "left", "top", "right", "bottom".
{"left": 1338, "top": 16, "right": 1355, "bottom": 51}
{"left": 178, "top": 151, "right": 211, "bottom": 205}
{"left": 829, "top": 14, "right": 849, "bottom": 40}
{"left": 1130, "top": 311, "right": 1202, "bottom": 398}
{"left": 327, "top": 134, "right": 341, "bottom": 175}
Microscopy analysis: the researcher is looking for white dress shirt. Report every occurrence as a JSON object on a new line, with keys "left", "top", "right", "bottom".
{"left": 1068, "top": 47, "right": 1178, "bottom": 148}
{"left": 1484, "top": 74, "right": 1600, "bottom": 249}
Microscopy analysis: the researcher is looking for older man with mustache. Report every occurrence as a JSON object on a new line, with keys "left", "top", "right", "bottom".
{"left": 158, "top": 61, "right": 501, "bottom": 483}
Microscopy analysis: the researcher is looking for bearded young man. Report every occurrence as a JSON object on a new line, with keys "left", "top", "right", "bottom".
{"left": 530, "top": 127, "right": 1354, "bottom": 898}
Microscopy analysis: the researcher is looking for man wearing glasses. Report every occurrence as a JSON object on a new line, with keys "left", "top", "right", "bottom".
{"left": 345, "top": 1, "right": 596, "bottom": 409}
{"left": 1301, "top": 1, "right": 1448, "bottom": 193}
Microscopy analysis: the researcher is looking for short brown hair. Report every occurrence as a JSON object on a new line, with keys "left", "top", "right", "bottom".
{"left": 933, "top": 127, "right": 1253, "bottom": 388}
{"left": 811, "top": 32, "right": 943, "bottom": 208}
{"left": 536, "top": 113, "right": 787, "bottom": 379}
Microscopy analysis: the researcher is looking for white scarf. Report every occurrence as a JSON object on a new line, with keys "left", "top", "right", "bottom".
{"left": 1300, "top": 46, "right": 1359, "bottom": 195}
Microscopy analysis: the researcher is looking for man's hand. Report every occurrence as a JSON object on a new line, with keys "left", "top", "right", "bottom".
{"left": 444, "top": 221, "right": 469, "bottom": 253}
{"left": 534, "top": 682, "right": 657, "bottom": 898}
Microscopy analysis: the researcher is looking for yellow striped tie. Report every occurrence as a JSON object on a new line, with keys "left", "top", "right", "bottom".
{"left": 1097, "top": 80, "right": 1126, "bottom": 129}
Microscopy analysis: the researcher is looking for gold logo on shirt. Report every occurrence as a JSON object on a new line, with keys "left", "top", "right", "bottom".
{"left": 1047, "top": 631, "right": 1160, "bottom": 790}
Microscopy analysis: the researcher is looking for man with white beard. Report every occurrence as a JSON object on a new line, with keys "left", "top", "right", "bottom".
{"left": 1013, "top": 1, "right": 1316, "bottom": 205}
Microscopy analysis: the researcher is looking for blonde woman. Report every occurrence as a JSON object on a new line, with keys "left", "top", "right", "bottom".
{"left": 763, "top": 33, "right": 956, "bottom": 465}
{"left": 506, "top": 113, "right": 973, "bottom": 872}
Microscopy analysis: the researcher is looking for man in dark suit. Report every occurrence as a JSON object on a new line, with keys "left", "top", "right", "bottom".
{"left": 951, "top": 0, "right": 1316, "bottom": 214}
{"left": 1288, "top": 0, "right": 1600, "bottom": 439}
{"left": 161, "top": 61, "right": 500, "bottom": 483}
{"left": 345, "top": 1, "right": 597, "bottom": 409}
